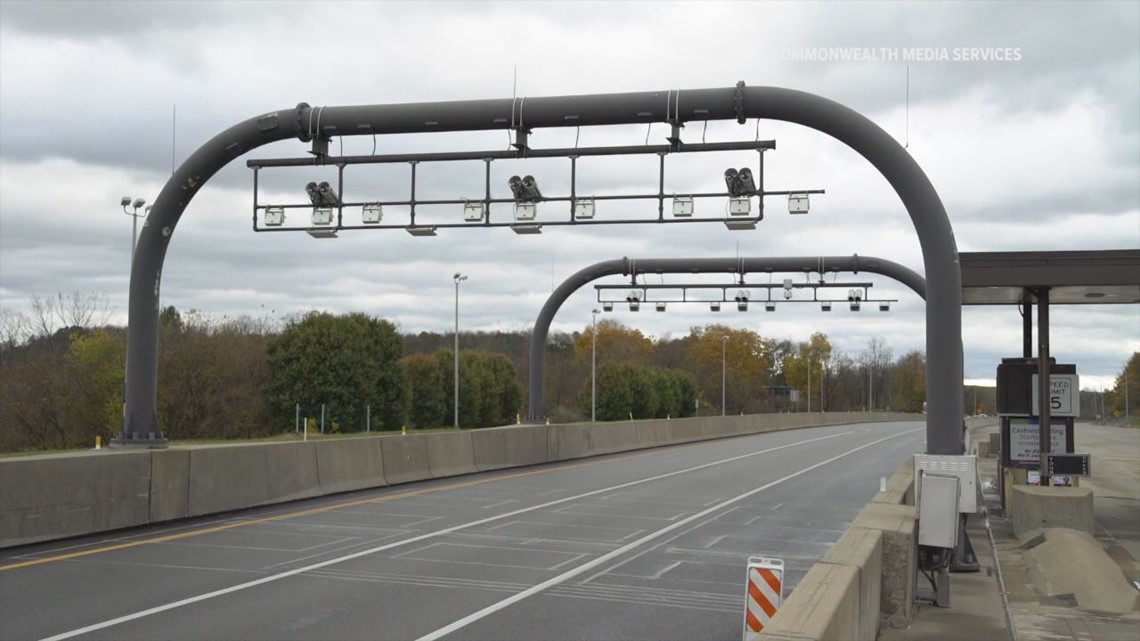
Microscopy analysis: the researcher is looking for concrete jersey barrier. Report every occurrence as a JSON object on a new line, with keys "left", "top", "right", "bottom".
{"left": 0, "top": 412, "right": 918, "bottom": 548}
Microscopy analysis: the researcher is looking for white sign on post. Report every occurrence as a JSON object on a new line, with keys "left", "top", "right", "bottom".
{"left": 1008, "top": 418, "right": 1067, "bottom": 465}
{"left": 1030, "top": 374, "right": 1080, "bottom": 417}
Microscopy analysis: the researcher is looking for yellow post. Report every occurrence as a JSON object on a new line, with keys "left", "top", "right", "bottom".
{"left": 94, "top": 436, "right": 102, "bottom": 450}
{"left": 402, "top": 425, "right": 407, "bottom": 435}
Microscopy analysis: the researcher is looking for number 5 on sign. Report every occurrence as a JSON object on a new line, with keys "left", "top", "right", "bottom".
{"left": 1031, "top": 374, "right": 1079, "bottom": 417}
{"left": 743, "top": 556, "right": 783, "bottom": 640}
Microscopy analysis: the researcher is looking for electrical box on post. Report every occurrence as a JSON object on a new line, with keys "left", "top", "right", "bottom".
{"left": 918, "top": 473, "right": 960, "bottom": 549}
{"left": 914, "top": 454, "right": 977, "bottom": 514}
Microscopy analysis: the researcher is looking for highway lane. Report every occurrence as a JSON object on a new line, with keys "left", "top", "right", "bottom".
{"left": 0, "top": 420, "right": 924, "bottom": 641}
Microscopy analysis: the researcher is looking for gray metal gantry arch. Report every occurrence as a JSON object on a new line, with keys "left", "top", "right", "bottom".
{"left": 526, "top": 255, "right": 928, "bottom": 423}
{"left": 118, "top": 84, "right": 962, "bottom": 455}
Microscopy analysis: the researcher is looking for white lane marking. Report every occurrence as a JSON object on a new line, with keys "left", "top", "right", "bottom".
{"left": 414, "top": 428, "right": 920, "bottom": 641}
{"left": 38, "top": 428, "right": 864, "bottom": 641}
{"left": 648, "top": 560, "right": 682, "bottom": 579}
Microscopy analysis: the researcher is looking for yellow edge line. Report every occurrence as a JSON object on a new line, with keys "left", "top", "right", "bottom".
{"left": 0, "top": 449, "right": 660, "bottom": 571}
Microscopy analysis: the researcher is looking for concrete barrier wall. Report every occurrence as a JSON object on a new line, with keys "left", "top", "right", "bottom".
{"left": 633, "top": 420, "right": 663, "bottom": 449}
{"left": 427, "top": 430, "right": 477, "bottom": 478}
{"left": 820, "top": 527, "right": 884, "bottom": 641}
{"left": 187, "top": 441, "right": 322, "bottom": 517}
{"left": 547, "top": 423, "right": 594, "bottom": 462}
{"left": 669, "top": 416, "right": 706, "bottom": 444}
{"left": 1011, "top": 486, "right": 1094, "bottom": 538}
{"left": 471, "top": 424, "right": 549, "bottom": 471}
{"left": 589, "top": 421, "right": 645, "bottom": 456}
{"left": 315, "top": 438, "right": 386, "bottom": 494}
{"left": 702, "top": 415, "right": 744, "bottom": 439}
{"left": 642, "top": 419, "right": 672, "bottom": 447}
{"left": 150, "top": 449, "right": 190, "bottom": 522}
{"left": 379, "top": 433, "right": 432, "bottom": 485}
{"left": 872, "top": 457, "right": 915, "bottom": 507}
{"left": 758, "top": 563, "right": 861, "bottom": 641}
{"left": 1, "top": 412, "right": 919, "bottom": 548}
{"left": 0, "top": 451, "right": 152, "bottom": 549}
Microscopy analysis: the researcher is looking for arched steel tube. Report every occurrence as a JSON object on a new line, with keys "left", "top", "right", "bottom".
{"left": 526, "top": 255, "right": 926, "bottom": 424}
{"left": 122, "top": 85, "right": 962, "bottom": 455}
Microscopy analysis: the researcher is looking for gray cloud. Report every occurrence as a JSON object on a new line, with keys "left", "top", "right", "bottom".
{"left": 0, "top": 0, "right": 1136, "bottom": 387}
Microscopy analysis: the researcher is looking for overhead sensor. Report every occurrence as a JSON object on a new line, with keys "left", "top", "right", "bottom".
{"left": 264, "top": 206, "right": 285, "bottom": 227}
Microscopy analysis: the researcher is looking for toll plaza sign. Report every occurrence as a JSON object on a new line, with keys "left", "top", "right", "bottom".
{"left": 1031, "top": 374, "right": 1080, "bottom": 417}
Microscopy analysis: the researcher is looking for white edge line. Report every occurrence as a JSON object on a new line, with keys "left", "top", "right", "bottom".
{"left": 39, "top": 429, "right": 859, "bottom": 641}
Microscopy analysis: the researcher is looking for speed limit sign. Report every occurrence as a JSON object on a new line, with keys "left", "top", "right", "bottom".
{"left": 1031, "top": 374, "right": 1080, "bottom": 417}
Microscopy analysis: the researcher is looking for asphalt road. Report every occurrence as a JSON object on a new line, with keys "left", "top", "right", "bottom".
{"left": 0, "top": 420, "right": 925, "bottom": 641}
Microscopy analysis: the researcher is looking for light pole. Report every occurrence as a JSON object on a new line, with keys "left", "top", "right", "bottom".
{"left": 121, "top": 196, "right": 147, "bottom": 265}
{"left": 721, "top": 335, "right": 729, "bottom": 416}
{"left": 591, "top": 308, "right": 599, "bottom": 422}
{"left": 807, "top": 359, "right": 812, "bottom": 413}
{"left": 868, "top": 362, "right": 874, "bottom": 412}
{"left": 820, "top": 359, "right": 825, "bottom": 413}
{"left": 453, "top": 273, "right": 467, "bottom": 429}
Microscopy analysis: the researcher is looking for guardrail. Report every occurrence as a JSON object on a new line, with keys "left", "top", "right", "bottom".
{"left": 1, "top": 411, "right": 915, "bottom": 549}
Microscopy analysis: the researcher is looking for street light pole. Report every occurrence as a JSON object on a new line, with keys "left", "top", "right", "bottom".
{"left": 869, "top": 362, "right": 874, "bottom": 412}
{"left": 721, "top": 335, "right": 728, "bottom": 416}
{"left": 121, "top": 196, "right": 147, "bottom": 266}
{"left": 453, "top": 273, "right": 467, "bottom": 429}
{"left": 591, "top": 309, "right": 599, "bottom": 422}
{"left": 807, "top": 359, "right": 812, "bottom": 413}
{"left": 820, "top": 360, "right": 825, "bottom": 413}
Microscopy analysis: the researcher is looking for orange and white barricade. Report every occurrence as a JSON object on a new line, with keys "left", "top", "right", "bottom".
{"left": 743, "top": 556, "right": 783, "bottom": 640}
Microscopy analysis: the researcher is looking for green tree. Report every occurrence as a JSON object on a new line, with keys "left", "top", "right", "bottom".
{"left": 653, "top": 368, "right": 681, "bottom": 418}
{"left": 67, "top": 328, "right": 126, "bottom": 443}
{"left": 670, "top": 369, "right": 699, "bottom": 418}
{"left": 687, "top": 325, "right": 770, "bottom": 414}
{"left": 266, "top": 312, "right": 406, "bottom": 432}
{"left": 1107, "top": 351, "right": 1139, "bottom": 420}
{"left": 581, "top": 364, "right": 697, "bottom": 421}
{"left": 483, "top": 352, "right": 523, "bottom": 426}
{"left": 781, "top": 332, "right": 834, "bottom": 410}
{"left": 574, "top": 319, "right": 654, "bottom": 366}
{"left": 159, "top": 310, "right": 271, "bottom": 440}
{"left": 402, "top": 353, "right": 446, "bottom": 428}
{"left": 891, "top": 350, "right": 926, "bottom": 412}
{"left": 432, "top": 349, "right": 522, "bottom": 428}
{"left": 627, "top": 365, "right": 659, "bottom": 419}
{"left": 589, "top": 363, "right": 634, "bottom": 421}
{"left": 457, "top": 350, "right": 487, "bottom": 428}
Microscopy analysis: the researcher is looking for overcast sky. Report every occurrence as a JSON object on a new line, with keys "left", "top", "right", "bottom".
{"left": 1, "top": 0, "right": 1137, "bottom": 390}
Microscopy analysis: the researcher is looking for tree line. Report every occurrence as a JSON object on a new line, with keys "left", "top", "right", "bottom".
{"left": 6, "top": 292, "right": 1132, "bottom": 452}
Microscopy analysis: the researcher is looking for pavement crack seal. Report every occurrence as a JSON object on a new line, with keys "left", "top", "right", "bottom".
{"left": 35, "top": 427, "right": 906, "bottom": 641}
